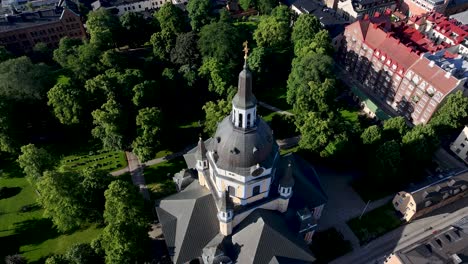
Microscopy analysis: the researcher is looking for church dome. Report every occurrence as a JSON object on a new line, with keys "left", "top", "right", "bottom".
{"left": 213, "top": 116, "right": 275, "bottom": 171}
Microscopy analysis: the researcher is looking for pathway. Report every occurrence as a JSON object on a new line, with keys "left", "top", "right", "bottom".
{"left": 258, "top": 101, "right": 294, "bottom": 116}
{"left": 126, "top": 151, "right": 150, "bottom": 200}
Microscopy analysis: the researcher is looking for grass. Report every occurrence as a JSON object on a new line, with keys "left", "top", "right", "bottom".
{"left": 144, "top": 157, "right": 186, "bottom": 200}
{"left": 347, "top": 202, "right": 403, "bottom": 245}
{"left": 256, "top": 85, "right": 293, "bottom": 113}
{"left": 60, "top": 149, "right": 127, "bottom": 172}
{"left": 154, "top": 149, "right": 173, "bottom": 159}
{"left": 280, "top": 146, "right": 300, "bottom": 155}
{"left": 0, "top": 166, "right": 102, "bottom": 262}
{"left": 257, "top": 107, "right": 278, "bottom": 123}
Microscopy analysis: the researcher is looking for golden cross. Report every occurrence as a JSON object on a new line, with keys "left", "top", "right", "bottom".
{"left": 243, "top": 41, "right": 249, "bottom": 59}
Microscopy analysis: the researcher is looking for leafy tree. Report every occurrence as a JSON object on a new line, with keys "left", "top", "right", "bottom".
{"left": 293, "top": 79, "right": 337, "bottom": 115}
{"left": 101, "top": 180, "right": 149, "bottom": 264}
{"left": 45, "top": 255, "right": 69, "bottom": 264}
{"left": 170, "top": 32, "right": 200, "bottom": 66}
{"left": 47, "top": 76, "right": 83, "bottom": 125}
{"left": 0, "top": 102, "right": 16, "bottom": 153}
{"left": 91, "top": 98, "right": 128, "bottom": 150}
{"left": 383, "top": 116, "right": 408, "bottom": 141}
{"left": 150, "top": 29, "right": 176, "bottom": 61}
{"left": 187, "top": 0, "right": 211, "bottom": 31}
{"left": 360, "top": 125, "right": 382, "bottom": 145}
{"left": 132, "top": 107, "right": 162, "bottom": 162}
{"left": 86, "top": 69, "right": 143, "bottom": 102}
{"left": 4, "top": 254, "right": 27, "bottom": 264}
{"left": 257, "top": 0, "right": 277, "bottom": 14}
{"left": 402, "top": 125, "right": 439, "bottom": 171}
{"left": 31, "top": 42, "right": 53, "bottom": 63}
{"left": 287, "top": 52, "right": 334, "bottom": 100}
{"left": 65, "top": 243, "right": 100, "bottom": 264}
{"left": 154, "top": 2, "right": 186, "bottom": 33}
{"left": 298, "top": 29, "right": 334, "bottom": 57}
{"left": 199, "top": 57, "right": 232, "bottom": 95}
{"left": 86, "top": 9, "right": 121, "bottom": 50}
{"left": 239, "top": 0, "right": 255, "bottom": 10}
{"left": 0, "top": 46, "right": 13, "bottom": 63}
{"left": 17, "top": 144, "right": 55, "bottom": 182}
{"left": 369, "top": 140, "right": 401, "bottom": 185}
{"left": 132, "top": 80, "right": 159, "bottom": 107}
{"left": 120, "top": 12, "right": 151, "bottom": 47}
{"left": 198, "top": 21, "right": 240, "bottom": 65}
{"left": 291, "top": 14, "right": 321, "bottom": 54}
{"left": 53, "top": 37, "right": 82, "bottom": 67}
{"left": 0, "top": 56, "right": 51, "bottom": 100}
{"left": 430, "top": 90, "right": 468, "bottom": 134}
{"left": 253, "top": 15, "right": 290, "bottom": 51}
{"left": 270, "top": 4, "right": 290, "bottom": 22}
{"left": 202, "top": 98, "right": 232, "bottom": 135}
{"left": 53, "top": 39, "right": 101, "bottom": 81}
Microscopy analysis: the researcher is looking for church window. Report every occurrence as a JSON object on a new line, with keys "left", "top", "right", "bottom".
{"left": 228, "top": 186, "right": 236, "bottom": 196}
{"left": 253, "top": 185, "right": 260, "bottom": 196}
{"left": 239, "top": 113, "right": 243, "bottom": 128}
{"left": 247, "top": 114, "right": 251, "bottom": 128}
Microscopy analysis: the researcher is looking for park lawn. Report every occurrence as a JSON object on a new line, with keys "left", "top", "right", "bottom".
{"left": 347, "top": 202, "right": 403, "bottom": 245}
{"left": 60, "top": 149, "right": 127, "bottom": 172}
{"left": 257, "top": 107, "right": 278, "bottom": 123}
{"left": 144, "top": 157, "right": 186, "bottom": 200}
{"left": 154, "top": 149, "right": 173, "bottom": 159}
{"left": 0, "top": 174, "right": 102, "bottom": 262}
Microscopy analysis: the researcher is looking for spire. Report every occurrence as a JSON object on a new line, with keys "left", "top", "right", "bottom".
{"left": 280, "top": 161, "right": 295, "bottom": 188}
{"left": 232, "top": 41, "right": 256, "bottom": 110}
{"left": 195, "top": 137, "right": 207, "bottom": 160}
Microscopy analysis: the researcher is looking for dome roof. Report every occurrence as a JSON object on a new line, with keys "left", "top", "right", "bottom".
{"left": 213, "top": 116, "right": 275, "bottom": 171}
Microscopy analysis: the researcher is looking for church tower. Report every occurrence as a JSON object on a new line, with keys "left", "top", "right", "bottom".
{"left": 217, "top": 190, "right": 234, "bottom": 236}
{"left": 278, "top": 162, "right": 294, "bottom": 213}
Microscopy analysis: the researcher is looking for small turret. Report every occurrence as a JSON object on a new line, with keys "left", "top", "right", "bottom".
{"left": 196, "top": 137, "right": 208, "bottom": 187}
{"left": 278, "top": 161, "right": 295, "bottom": 212}
{"left": 218, "top": 190, "right": 234, "bottom": 236}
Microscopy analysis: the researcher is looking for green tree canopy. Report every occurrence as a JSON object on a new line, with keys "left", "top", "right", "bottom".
{"left": 202, "top": 98, "right": 232, "bottom": 135}
{"left": 170, "top": 32, "right": 200, "bottom": 66}
{"left": 91, "top": 98, "right": 129, "bottom": 150}
{"left": 199, "top": 57, "right": 233, "bottom": 95}
{"left": 45, "top": 255, "right": 69, "bottom": 264}
{"left": 0, "top": 56, "right": 51, "bottom": 100}
{"left": 65, "top": 243, "right": 101, "bottom": 264}
{"left": 101, "top": 180, "right": 148, "bottom": 264}
{"left": 253, "top": 15, "right": 290, "bottom": 51}
{"left": 17, "top": 144, "right": 55, "bottom": 182}
{"left": 369, "top": 140, "right": 401, "bottom": 185}
{"left": 150, "top": 29, "right": 176, "bottom": 61}
{"left": 360, "top": 125, "right": 382, "bottom": 145}
{"left": 187, "top": 0, "right": 211, "bottom": 31}
{"left": 291, "top": 14, "right": 322, "bottom": 54}
{"left": 429, "top": 90, "right": 468, "bottom": 135}
{"left": 383, "top": 116, "right": 408, "bottom": 141}
{"left": 402, "top": 125, "right": 439, "bottom": 170}
{"left": 293, "top": 78, "right": 337, "bottom": 115}
{"left": 120, "top": 12, "right": 151, "bottom": 47}
{"left": 258, "top": 0, "right": 277, "bottom": 14}
{"left": 132, "top": 80, "right": 159, "bottom": 108}
{"left": 86, "top": 9, "right": 122, "bottom": 50}
{"left": 47, "top": 76, "right": 84, "bottom": 125}
{"left": 239, "top": 0, "right": 255, "bottom": 10}
{"left": 0, "top": 46, "right": 13, "bottom": 63}
{"left": 154, "top": 2, "right": 186, "bottom": 33}
{"left": 132, "top": 107, "right": 162, "bottom": 162}
{"left": 198, "top": 21, "right": 240, "bottom": 65}
{"left": 53, "top": 39, "right": 101, "bottom": 81}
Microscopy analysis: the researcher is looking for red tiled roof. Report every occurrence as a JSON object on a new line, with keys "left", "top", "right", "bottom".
{"left": 418, "top": 12, "right": 468, "bottom": 44}
{"left": 408, "top": 57, "right": 458, "bottom": 94}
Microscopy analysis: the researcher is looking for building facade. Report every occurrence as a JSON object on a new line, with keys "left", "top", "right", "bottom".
{"left": 336, "top": 0, "right": 396, "bottom": 21}
{"left": 0, "top": 6, "right": 85, "bottom": 53}
{"left": 400, "top": 0, "right": 450, "bottom": 17}
{"left": 338, "top": 12, "right": 467, "bottom": 124}
{"left": 392, "top": 171, "right": 468, "bottom": 222}
{"left": 450, "top": 126, "right": 468, "bottom": 164}
{"left": 156, "top": 48, "right": 328, "bottom": 264}
{"left": 91, "top": 0, "right": 186, "bottom": 16}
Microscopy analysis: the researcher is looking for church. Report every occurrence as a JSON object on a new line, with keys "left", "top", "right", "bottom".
{"left": 156, "top": 45, "right": 328, "bottom": 264}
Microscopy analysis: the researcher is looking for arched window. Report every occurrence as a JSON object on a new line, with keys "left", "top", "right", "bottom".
{"left": 247, "top": 113, "right": 251, "bottom": 128}
{"left": 253, "top": 185, "right": 260, "bottom": 196}
{"left": 228, "top": 186, "right": 236, "bottom": 196}
{"left": 238, "top": 114, "right": 243, "bottom": 128}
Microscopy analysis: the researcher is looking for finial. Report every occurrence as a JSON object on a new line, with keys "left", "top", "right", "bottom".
{"left": 243, "top": 41, "right": 249, "bottom": 61}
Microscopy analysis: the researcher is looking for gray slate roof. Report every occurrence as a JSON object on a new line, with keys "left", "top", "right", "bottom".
{"left": 156, "top": 181, "right": 219, "bottom": 264}
{"left": 232, "top": 209, "right": 316, "bottom": 264}
{"left": 213, "top": 116, "right": 278, "bottom": 173}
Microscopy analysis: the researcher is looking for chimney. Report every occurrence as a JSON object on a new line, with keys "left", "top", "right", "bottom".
{"left": 445, "top": 71, "right": 451, "bottom": 78}
{"left": 429, "top": 60, "right": 435, "bottom": 67}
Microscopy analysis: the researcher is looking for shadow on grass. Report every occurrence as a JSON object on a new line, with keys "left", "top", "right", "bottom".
{"left": 0, "top": 218, "right": 59, "bottom": 260}
{"left": 310, "top": 228, "right": 353, "bottom": 264}
{"left": 0, "top": 155, "right": 25, "bottom": 178}
{"left": 144, "top": 158, "right": 186, "bottom": 200}
{"left": 0, "top": 187, "right": 22, "bottom": 200}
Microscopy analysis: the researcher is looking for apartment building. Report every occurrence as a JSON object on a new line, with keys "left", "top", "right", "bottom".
{"left": 450, "top": 126, "right": 468, "bottom": 164}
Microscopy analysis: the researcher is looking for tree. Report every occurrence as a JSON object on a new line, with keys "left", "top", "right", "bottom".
{"left": 65, "top": 243, "right": 100, "bottom": 264}
{"left": 47, "top": 76, "right": 83, "bottom": 125}
{"left": 257, "top": 0, "right": 277, "bottom": 14}
{"left": 198, "top": 21, "right": 240, "bottom": 65}
{"left": 45, "top": 255, "right": 69, "bottom": 264}
{"left": 120, "top": 12, "right": 151, "bottom": 47}
{"left": 101, "top": 180, "right": 148, "bottom": 264}
{"left": 91, "top": 98, "right": 128, "bottom": 150}
{"left": 430, "top": 90, "right": 468, "bottom": 135}
{"left": 402, "top": 125, "right": 439, "bottom": 175}
{"left": 0, "top": 56, "right": 51, "bottom": 100}
{"left": 150, "top": 29, "right": 176, "bottom": 61}
{"left": 4, "top": 254, "right": 27, "bottom": 264}
{"left": 369, "top": 140, "right": 401, "bottom": 185}
{"left": 383, "top": 116, "right": 408, "bottom": 141}
{"left": 132, "top": 80, "right": 159, "bottom": 108}
{"left": 86, "top": 9, "right": 121, "bottom": 50}
{"left": 53, "top": 39, "right": 101, "bottom": 81}
{"left": 170, "top": 32, "right": 200, "bottom": 66}
{"left": 17, "top": 144, "right": 55, "bottom": 182}
{"left": 199, "top": 57, "right": 232, "bottom": 95}
{"left": 239, "top": 0, "right": 255, "bottom": 10}
{"left": 202, "top": 98, "right": 232, "bottom": 135}
{"left": 360, "top": 125, "right": 382, "bottom": 145}
{"left": 298, "top": 29, "right": 334, "bottom": 57}
{"left": 253, "top": 15, "right": 290, "bottom": 51}
{"left": 291, "top": 14, "right": 321, "bottom": 54}
{"left": 187, "top": 0, "right": 211, "bottom": 31}
{"left": 0, "top": 101, "right": 16, "bottom": 153}
{"left": 0, "top": 46, "right": 13, "bottom": 63}
{"left": 287, "top": 52, "right": 335, "bottom": 113}
{"left": 154, "top": 2, "right": 186, "bottom": 33}
{"left": 132, "top": 107, "right": 162, "bottom": 162}
{"left": 86, "top": 69, "right": 144, "bottom": 102}
{"left": 293, "top": 79, "right": 337, "bottom": 115}
{"left": 31, "top": 42, "right": 53, "bottom": 63}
